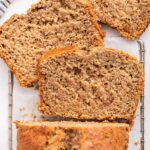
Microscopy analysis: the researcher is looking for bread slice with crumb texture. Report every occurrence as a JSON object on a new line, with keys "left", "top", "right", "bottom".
{"left": 89, "top": 0, "right": 150, "bottom": 39}
{"left": 0, "top": 0, "right": 104, "bottom": 87}
{"left": 38, "top": 46, "right": 144, "bottom": 124}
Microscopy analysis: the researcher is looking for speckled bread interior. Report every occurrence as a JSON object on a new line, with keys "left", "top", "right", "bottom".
{"left": 0, "top": 0, "right": 104, "bottom": 87}
{"left": 89, "top": 0, "right": 150, "bottom": 39}
{"left": 38, "top": 46, "right": 144, "bottom": 124}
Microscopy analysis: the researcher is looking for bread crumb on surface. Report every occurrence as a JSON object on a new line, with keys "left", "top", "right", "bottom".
{"left": 19, "top": 107, "right": 25, "bottom": 112}
{"left": 134, "top": 140, "right": 139, "bottom": 146}
{"left": 30, "top": 114, "right": 37, "bottom": 119}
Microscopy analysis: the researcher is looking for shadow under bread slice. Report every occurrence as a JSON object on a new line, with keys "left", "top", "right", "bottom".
{"left": 89, "top": 0, "right": 150, "bottom": 39}
{"left": 38, "top": 46, "right": 144, "bottom": 124}
{"left": 0, "top": 0, "right": 104, "bottom": 87}
{"left": 16, "top": 121, "right": 129, "bottom": 150}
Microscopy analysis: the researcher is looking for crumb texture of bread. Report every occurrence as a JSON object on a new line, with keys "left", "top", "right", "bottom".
{"left": 89, "top": 0, "right": 150, "bottom": 39}
{"left": 16, "top": 121, "right": 129, "bottom": 150}
{"left": 0, "top": 0, "right": 104, "bottom": 87}
{"left": 38, "top": 47, "right": 144, "bottom": 123}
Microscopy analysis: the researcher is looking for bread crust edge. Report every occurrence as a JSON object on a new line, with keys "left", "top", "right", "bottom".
{"left": 0, "top": 14, "right": 35, "bottom": 87}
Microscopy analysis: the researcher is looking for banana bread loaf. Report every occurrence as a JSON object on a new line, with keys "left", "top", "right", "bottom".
{"left": 89, "top": 0, "right": 150, "bottom": 39}
{"left": 0, "top": 0, "right": 104, "bottom": 87}
{"left": 16, "top": 121, "right": 129, "bottom": 150}
{"left": 38, "top": 46, "right": 144, "bottom": 124}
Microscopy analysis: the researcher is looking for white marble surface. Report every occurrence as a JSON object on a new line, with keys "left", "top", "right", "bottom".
{"left": 0, "top": 0, "right": 150, "bottom": 149}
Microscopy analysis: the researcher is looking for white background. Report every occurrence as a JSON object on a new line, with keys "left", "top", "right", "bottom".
{"left": 0, "top": 0, "right": 150, "bottom": 149}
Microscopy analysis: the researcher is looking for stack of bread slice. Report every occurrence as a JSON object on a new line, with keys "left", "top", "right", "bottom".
{"left": 0, "top": 0, "right": 145, "bottom": 149}
{"left": 0, "top": 0, "right": 104, "bottom": 87}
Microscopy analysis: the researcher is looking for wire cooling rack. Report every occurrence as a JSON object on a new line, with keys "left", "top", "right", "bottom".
{"left": 0, "top": 0, "right": 13, "bottom": 17}
{"left": 138, "top": 40, "right": 145, "bottom": 150}
{"left": 8, "top": 71, "right": 13, "bottom": 150}
{"left": 8, "top": 40, "right": 145, "bottom": 150}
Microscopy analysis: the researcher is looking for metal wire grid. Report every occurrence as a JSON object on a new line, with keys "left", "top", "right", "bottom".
{"left": 0, "top": 0, "right": 13, "bottom": 17}
{"left": 138, "top": 40, "right": 145, "bottom": 150}
{"left": 8, "top": 72, "right": 13, "bottom": 150}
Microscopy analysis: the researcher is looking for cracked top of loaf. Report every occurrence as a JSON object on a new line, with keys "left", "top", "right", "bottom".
{"left": 16, "top": 121, "right": 129, "bottom": 150}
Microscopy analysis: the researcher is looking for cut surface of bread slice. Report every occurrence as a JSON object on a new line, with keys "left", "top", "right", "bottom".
{"left": 38, "top": 46, "right": 144, "bottom": 124}
{"left": 0, "top": 0, "right": 104, "bottom": 87}
{"left": 89, "top": 0, "right": 150, "bottom": 39}
{"left": 16, "top": 121, "right": 129, "bottom": 150}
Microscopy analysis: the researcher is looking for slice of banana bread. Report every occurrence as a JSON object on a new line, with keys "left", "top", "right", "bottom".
{"left": 16, "top": 121, "right": 129, "bottom": 150}
{"left": 89, "top": 0, "right": 150, "bottom": 39}
{"left": 0, "top": 0, "right": 104, "bottom": 87}
{"left": 38, "top": 46, "right": 144, "bottom": 124}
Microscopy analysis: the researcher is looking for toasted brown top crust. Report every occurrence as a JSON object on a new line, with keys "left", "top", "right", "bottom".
{"left": 16, "top": 121, "right": 129, "bottom": 150}
{"left": 39, "top": 46, "right": 78, "bottom": 64}
{"left": 15, "top": 120, "right": 129, "bottom": 128}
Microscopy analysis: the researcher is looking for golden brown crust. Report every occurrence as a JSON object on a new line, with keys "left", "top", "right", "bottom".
{"left": 81, "top": 126, "right": 129, "bottom": 150}
{"left": 17, "top": 125, "right": 49, "bottom": 150}
{"left": 97, "top": 18, "right": 150, "bottom": 39}
{"left": 16, "top": 121, "right": 129, "bottom": 150}
{"left": 85, "top": 4, "right": 105, "bottom": 45}
{"left": 103, "top": 20, "right": 149, "bottom": 40}
{"left": 39, "top": 46, "right": 78, "bottom": 64}
{"left": 118, "top": 25, "right": 150, "bottom": 40}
